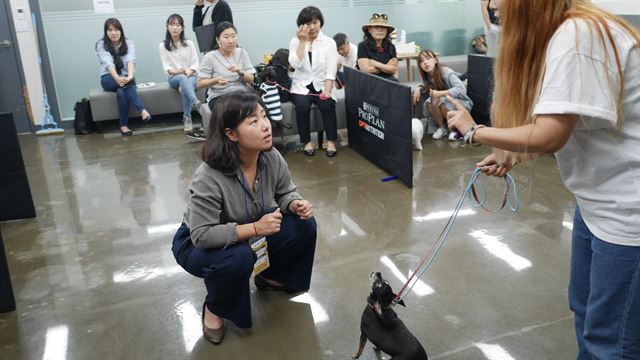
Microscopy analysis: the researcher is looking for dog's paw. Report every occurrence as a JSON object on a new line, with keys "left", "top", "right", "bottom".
{"left": 351, "top": 351, "right": 362, "bottom": 359}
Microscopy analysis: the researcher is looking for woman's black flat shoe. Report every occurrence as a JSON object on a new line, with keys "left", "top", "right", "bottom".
{"left": 326, "top": 149, "right": 337, "bottom": 157}
{"left": 120, "top": 130, "right": 133, "bottom": 136}
{"left": 201, "top": 302, "right": 225, "bottom": 345}
{"left": 303, "top": 148, "right": 315, "bottom": 156}
{"left": 142, "top": 115, "right": 152, "bottom": 123}
{"left": 254, "top": 275, "right": 298, "bottom": 294}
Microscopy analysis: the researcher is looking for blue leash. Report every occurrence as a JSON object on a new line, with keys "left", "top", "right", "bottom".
{"left": 394, "top": 168, "right": 519, "bottom": 304}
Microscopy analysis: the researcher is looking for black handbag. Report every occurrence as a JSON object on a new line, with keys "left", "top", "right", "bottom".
{"left": 73, "top": 98, "right": 95, "bottom": 135}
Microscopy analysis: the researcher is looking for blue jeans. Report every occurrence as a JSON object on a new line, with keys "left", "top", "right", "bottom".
{"left": 569, "top": 206, "right": 640, "bottom": 359}
{"left": 168, "top": 74, "right": 198, "bottom": 120}
{"left": 100, "top": 75, "right": 145, "bottom": 127}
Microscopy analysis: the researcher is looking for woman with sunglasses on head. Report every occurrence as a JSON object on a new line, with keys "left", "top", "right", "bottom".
{"left": 447, "top": 1, "right": 639, "bottom": 358}
{"left": 159, "top": 14, "right": 201, "bottom": 133}
{"left": 413, "top": 49, "right": 472, "bottom": 141}
{"left": 288, "top": 6, "right": 339, "bottom": 157}
{"left": 356, "top": 13, "right": 398, "bottom": 81}
{"left": 171, "top": 91, "right": 317, "bottom": 345}
{"left": 95, "top": 18, "right": 151, "bottom": 136}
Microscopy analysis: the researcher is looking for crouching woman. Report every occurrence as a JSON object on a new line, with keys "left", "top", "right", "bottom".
{"left": 172, "top": 91, "right": 317, "bottom": 345}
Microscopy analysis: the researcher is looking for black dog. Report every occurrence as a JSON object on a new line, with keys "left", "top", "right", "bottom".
{"left": 352, "top": 272, "right": 428, "bottom": 360}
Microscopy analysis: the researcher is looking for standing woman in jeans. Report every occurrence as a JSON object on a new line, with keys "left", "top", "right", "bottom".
{"left": 95, "top": 18, "right": 151, "bottom": 136}
{"left": 159, "top": 13, "right": 201, "bottom": 133}
{"left": 447, "top": 0, "right": 639, "bottom": 358}
{"left": 288, "top": 6, "right": 338, "bottom": 157}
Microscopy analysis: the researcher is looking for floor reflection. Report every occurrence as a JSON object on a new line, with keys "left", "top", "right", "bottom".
{"left": 469, "top": 230, "right": 532, "bottom": 272}
{"left": 0, "top": 132, "right": 580, "bottom": 359}
{"left": 43, "top": 325, "right": 68, "bottom": 360}
{"left": 380, "top": 255, "right": 434, "bottom": 296}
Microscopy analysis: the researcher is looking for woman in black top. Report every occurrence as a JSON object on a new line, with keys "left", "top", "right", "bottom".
{"left": 192, "top": 0, "right": 234, "bottom": 50}
{"left": 356, "top": 13, "right": 398, "bottom": 81}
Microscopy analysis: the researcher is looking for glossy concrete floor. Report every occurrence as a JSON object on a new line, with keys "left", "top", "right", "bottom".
{"left": 0, "top": 128, "right": 579, "bottom": 359}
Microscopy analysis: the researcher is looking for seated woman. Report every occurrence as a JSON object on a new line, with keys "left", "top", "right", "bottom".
{"left": 95, "top": 18, "right": 151, "bottom": 136}
{"left": 159, "top": 13, "right": 201, "bottom": 133}
{"left": 172, "top": 91, "right": 317, "bottom": 345}
{"left": 192, "top": 22, "right": 255, "bottom": 140}
{"left": 413, "top": 50, "right": 473, "bottom": 140}
{"left": 356, "top": 13, "right": 398, "bottom": 81}
{"left": 288, "top": 6, "right": 339, "bottom": 157}
{"left": 198, "top": 22, "right": 255, "bottom": 110}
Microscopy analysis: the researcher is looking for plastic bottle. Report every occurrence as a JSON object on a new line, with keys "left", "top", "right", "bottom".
{"left": 400, "top": 29, "right": 407, "bottom": 44}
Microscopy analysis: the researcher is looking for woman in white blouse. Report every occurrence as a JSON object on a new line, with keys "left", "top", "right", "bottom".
{"left": 288, "top": 6, "right": 338, "bottom": 157}
{"left": 159, "top": 14, "right": 201, "bottom": 132}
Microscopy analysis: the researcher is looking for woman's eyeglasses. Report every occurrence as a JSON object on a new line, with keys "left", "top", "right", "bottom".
{"left": 371, "top": 13, "right": 388, "bottom": 20}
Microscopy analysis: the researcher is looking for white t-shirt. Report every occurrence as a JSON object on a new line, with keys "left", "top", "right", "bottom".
{"left": 533, "top": 18, "right": 640, "bottom": 246}
{"left": 337, "top": 42, "right": 358, "bottom": 69}
{"left": 158, "top": 40, "right": 199, "bottom": 75}
{"left": 485, "top": 24, "right": 501, "bottom": 58}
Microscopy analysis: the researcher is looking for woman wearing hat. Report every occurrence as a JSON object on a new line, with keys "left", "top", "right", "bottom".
{"left": 356, "top": 13, "right": 398, "bottom": 81}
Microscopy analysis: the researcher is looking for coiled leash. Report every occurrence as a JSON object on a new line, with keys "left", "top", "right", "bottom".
{"left": 393, "top": 167, "right": 519, "bottom": 305}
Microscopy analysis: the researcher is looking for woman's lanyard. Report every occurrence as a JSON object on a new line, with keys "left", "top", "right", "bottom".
{"left": 240, "top": 168, "right": 265, "bottom": 224}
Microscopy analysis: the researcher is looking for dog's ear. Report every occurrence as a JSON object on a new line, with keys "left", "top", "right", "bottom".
{"left": 396, "top": 298, "right": 406, "bottom": 307}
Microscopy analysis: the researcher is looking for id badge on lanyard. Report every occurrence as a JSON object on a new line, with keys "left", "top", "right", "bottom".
{"left": 251, "top": 237, "right": 269, "bottom": 275}
{"left": 242, "top": 169, "right": 269, "bottom": 275}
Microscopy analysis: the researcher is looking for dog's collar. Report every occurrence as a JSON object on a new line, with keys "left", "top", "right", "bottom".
{"left": 367, "top": 303, "right": 391, "bottom": 310}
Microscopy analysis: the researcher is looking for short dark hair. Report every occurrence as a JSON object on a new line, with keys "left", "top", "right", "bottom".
{"left": 200, "top": 90, "right": 266, "bottom": 172}
{"left": 215, "top": 21, "right": 236, "bottom": 39}
{"left": 296, "top": 6, "right": 324, "bottom": 27}
{"left": 333, "top": 33, "right": 348, "bottom": 47}
{"left": 213, "top": 21, "right": 237, "bottom": 50}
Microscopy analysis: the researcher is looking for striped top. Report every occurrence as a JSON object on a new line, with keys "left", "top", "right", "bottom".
{"left": 260, "top": 82, "right": 283, "bottom": 121}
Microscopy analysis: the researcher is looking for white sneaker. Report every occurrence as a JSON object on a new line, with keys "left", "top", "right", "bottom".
{"left": 432, "top": 127, "right": 447, "bottom": 140}
{"left": 448, "top": 131, "right": 460, "bottom": 141}
{"left": 184, "top": 117, "right": 193, "bottom": 132}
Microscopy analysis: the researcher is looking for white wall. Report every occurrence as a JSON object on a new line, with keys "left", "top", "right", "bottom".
{"left": 594, "top": 0, "right": 640, "bottom": 15}
{"left": 9, "top": 0, "right": 45, "bottom": 126}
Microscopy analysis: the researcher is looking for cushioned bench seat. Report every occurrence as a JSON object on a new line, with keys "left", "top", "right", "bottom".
{"left": 200, "top": 88, "right": 347, "bottom": 143}
{"left": 89, "top": 82, "right": 205, "bottom": 122}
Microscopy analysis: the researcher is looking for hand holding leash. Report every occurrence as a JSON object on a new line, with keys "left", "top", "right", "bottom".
{"left": 476, "top": 153, "right": 517, "bottom": 178}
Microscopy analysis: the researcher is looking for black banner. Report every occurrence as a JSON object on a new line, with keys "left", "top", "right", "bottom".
{"left": 344, "top": 67, "right": 413, "bottom": 187}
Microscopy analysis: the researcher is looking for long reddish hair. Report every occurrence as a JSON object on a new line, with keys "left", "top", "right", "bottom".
{"left": 492, "top": 0, "right": 639, "bottom": 160}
